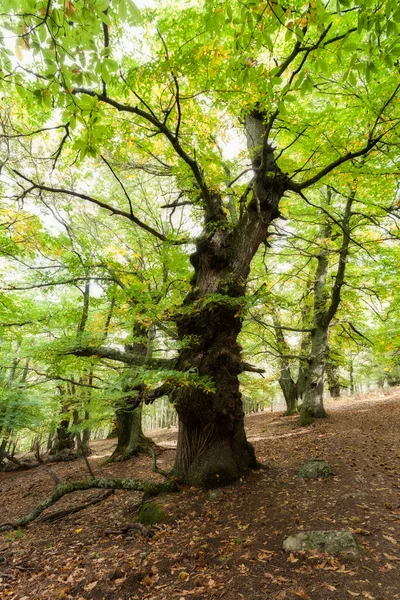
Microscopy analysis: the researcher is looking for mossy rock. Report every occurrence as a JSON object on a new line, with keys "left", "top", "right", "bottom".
{"left": 283, "top": 530, "right": 358, "bottom": 556}
{"left": 297, "top": 458, "right": 334, "bottom": 479}
{"left": 138, "top": 501, "right": 166, "bottom": 526}
{"left": 208, "top": 489, "right": 224, "bottom": 501}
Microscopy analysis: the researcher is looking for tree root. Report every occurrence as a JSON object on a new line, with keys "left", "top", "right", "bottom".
{"left": 106, "top": 436, "right": 156, "bottom": 464}
{"left": 149, "top": 446, "right": 172, "bottom": 479}
{"left": 38, "top": 490, "right": 114, "bottom": 523}
{"left": 0, "top": 477, "right": 178, "bottom": 532}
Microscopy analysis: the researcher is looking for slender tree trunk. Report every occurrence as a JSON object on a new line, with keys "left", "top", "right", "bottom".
{"left": 349, "top": 356, "right": 355, "bottom": 394}
{"left": 109, "top": 324, "right": 155, "bottom": 462}
{"left": 326, "top": 360, "right": 340, "bottom": 398}
{"left": 271, "top": 313, "right": 299, "bottom": 415}
{"left": 300, "top": 189, "right": 353, "bottom": 423}
{"left": 296, "top": 287, "right": 313, "bottom": 404}
{"left": 301, "top": 325, "right": 329, "bottom": 421}
{"left": 300, "top": 216, "right": 332, "bottom": 421}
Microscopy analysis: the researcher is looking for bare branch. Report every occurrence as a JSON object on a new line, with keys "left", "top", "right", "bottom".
{"left": 11, "top": 169, "right": 168, "bottom": 242}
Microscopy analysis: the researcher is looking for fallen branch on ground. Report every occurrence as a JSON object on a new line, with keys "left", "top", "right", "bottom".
{"left": 104, "top": 522, "right": 154, "bottom": 537}
{"left": 3, "top": 453, "right": 38, "bottom": 470}
{"left": 38, "top": 490, "right": 114, "bottom": 523}
{"left": 0, "top": 477, "right": 178, "bottom": 532}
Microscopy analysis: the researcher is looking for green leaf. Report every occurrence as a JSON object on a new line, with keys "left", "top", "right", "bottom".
{"left": 127, "top": 0, "right": 142, "bottom": 23}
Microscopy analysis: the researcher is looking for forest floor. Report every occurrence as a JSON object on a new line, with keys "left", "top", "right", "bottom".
{"left": 0, "top": 389, "right": 399, "bottom": 600}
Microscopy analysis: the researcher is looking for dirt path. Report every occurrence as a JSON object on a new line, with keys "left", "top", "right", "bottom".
{"left": 1, "top": 391, "right": 399, "bottom": 600}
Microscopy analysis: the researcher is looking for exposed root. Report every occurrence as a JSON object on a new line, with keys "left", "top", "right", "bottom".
{"left": 0, "top": 477, "right": 178, "bottom": 532}
{"left": 149, "top": 446, "right": 172, "bottom": 479}
{"left": 38, "top": 490, "right": 114, "bottom": 523}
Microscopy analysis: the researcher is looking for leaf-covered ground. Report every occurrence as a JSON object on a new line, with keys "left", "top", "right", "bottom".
{"left": 1, "top": 390, "right": 399, "bottom": 600}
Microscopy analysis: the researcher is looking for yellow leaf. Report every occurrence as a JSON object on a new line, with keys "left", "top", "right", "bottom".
{"left": 383, "top": 534, "right": 397, "bottom": 545}
{"left": 84, "top": 582, "right": 98, "bottom": 591}
{"left": 75, "top": 528, "right": 82, "bottom": 534}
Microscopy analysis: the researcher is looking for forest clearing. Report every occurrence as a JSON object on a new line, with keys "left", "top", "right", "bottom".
{"left": 1, "top": 390, "right": 399, "bottom": 600}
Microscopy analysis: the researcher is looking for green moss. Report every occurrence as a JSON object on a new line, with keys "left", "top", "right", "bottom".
{"left": 300, "top": 407, "right": 313, "bottom": 427}
{"left": 297, "top": 458, "right": 334, "bottom": 479}
{"left": 138, "top": 501, "right": 166, "bottom": 525}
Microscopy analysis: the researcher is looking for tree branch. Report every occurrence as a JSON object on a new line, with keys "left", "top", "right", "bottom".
{"left": 66, "top": 346, "right": 176, "bottom": 370}
{"left": 71, "top": 88, "right": 210, "bottom": 203}
{"left": 290, "top": 135, "right": 384, "bottom": 191}
{"left": 11, "top": 169, "right": 168, "bottom": 242}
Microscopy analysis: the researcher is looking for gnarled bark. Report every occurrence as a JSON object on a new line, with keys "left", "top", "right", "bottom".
{"left": 280, "top": 367, "right": 299, "bottom": 416}
{"left": 108, "top": 397, "right": 153, "bottom": 462}
{"left": 171, "top": 111, "right": 285, "bottom": 487}
{"left": 49, "top": 384, "right": 76, "bottom": 457}
{"left": 326, "top": 359, "right": 341, "bottom": 398}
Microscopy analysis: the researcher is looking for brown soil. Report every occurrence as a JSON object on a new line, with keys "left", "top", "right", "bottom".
{"left": 0, "top": 390, "right": 399, "bottom": 600}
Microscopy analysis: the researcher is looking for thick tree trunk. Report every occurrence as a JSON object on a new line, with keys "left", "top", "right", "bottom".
{"left": 170, "top": 110, "right": 285, "bottom": 487}
{"left": 329, "top": 382, "right": 340, "bottom": 398}
{"left": 279, "top": 367, "right": 299, "bottom": 415}
{"left": 109, "top": 396, "right": 153, "bottom": 462}
{"left": 49, "top": 418, "right": 75, "bottom": 455}
{"left": 326, "top": 349, "right": 342, "bottom": 398}
{"left": 49, "top": 387, "right": 75, "bottom": 456}
{"left": 172, "top": 303, "right": 257, "bottom": 487}
{"left": 109, "top": 324, "right": 156, "bottom": 462}
{"left": 73, "top": 409, "right": 92, "bottom": 457}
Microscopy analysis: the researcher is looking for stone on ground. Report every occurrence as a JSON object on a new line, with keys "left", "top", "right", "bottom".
{"left": 297, "top": 457, "right": 334, "bottom": 478}
{"left": 208, "top": 489, "right": 224, "bottom": 501}
{"left": 283, "top": 530, "right": 358, "bottom": 556}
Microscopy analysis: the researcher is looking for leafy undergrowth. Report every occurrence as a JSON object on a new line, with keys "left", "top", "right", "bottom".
{"left": 1, "top": 390, "right": 399, "bottom": 600}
